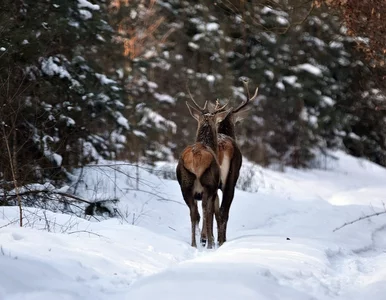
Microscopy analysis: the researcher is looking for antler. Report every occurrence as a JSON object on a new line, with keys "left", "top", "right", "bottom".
{"left": 233, "top": 80, "right": 259, "bottom": 113}
{"left": 214, "top": 98, "right": 229, "bottom": 112}
{"left": 186, "top": 84, "right": 208, "bottom": 111}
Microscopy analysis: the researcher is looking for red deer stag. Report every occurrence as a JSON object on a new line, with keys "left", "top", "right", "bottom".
{"left": 201, "top": 82, "right": 259, "bottom": 246}
{"left": 176, "top": 98, "right": 233, "bottom": 249}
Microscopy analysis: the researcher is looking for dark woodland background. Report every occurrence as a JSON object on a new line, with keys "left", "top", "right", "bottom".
{"left": 1, "top": 0, "right": 385, "bottom": 191}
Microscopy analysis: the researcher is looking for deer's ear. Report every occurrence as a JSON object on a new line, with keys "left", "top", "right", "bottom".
{"left": 234, "top": 106, "right": 251, "bottom": 123}
{"left": 186, "top": 102, "right": 200, "bottom": 122}
{"left": 215, "top": 107, "right": 233, "bottom": 123}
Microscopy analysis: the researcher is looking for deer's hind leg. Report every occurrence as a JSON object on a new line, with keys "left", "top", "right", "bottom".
{"left": 200, "top": 202, "right": 208, "bottom": 246}
{"left": 189, "top": 200, "right": 200, "bottom": 247}
{"left": 200, "top": 161, "right": 220, "bottom": 249}
{"left": 201, "top": 193, "right": 220, "bottom": 247}
{"left": 177, "top": 164, "right": 200, "bottom": 248}
{"left": 204, "top": 194, "right": 216, "bottom": 249}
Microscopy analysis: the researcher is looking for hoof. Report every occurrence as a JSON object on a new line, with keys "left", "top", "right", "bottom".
{"left": 217, "top": 239, "right": 225, "bottom": 247}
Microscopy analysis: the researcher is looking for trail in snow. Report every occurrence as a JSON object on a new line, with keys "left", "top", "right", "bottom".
{"left": 1, "top": 151, "right": 386, "bottom": 299}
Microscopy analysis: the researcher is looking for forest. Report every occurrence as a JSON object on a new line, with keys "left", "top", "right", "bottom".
{"left": 0, "top": 0, "right": 385, "bottom": 193}
{"left": 1, "top": 2, "right": 386, "bottom": 299}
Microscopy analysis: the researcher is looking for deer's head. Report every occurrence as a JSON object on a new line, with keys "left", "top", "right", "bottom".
{"left": 209, "top": 83, "right": 258, "bottom": 138}
{"left": 186, "top": 97, "right": 233, "bottom": 148}
{"left": 213, "top": 83, "right": 258, "bottom": 123}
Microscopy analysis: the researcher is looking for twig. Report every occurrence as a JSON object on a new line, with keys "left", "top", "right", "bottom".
{"left": 0, "top": 219, "right": 19, "bottom": 229}
{"left": 67, "top": 230, "right": 105, "bottom": 238}
{"left": 5, "top": 189, "right": 95, "bottom": 204}
{"left": 43, "top": 210, "right": 51, "bottom": 232}
{"left": 2, "top": 124, "right": 22, "bottom": 227}
{"left": 333, "top": 210, "right": 386, "bottom": 232}
{"left": 123, "top": 188, "right": 183, "bottom": 205}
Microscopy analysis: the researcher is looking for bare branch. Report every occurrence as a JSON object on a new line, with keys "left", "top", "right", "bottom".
{"left": 1, "top": 123, "right": 22, "bottom": 226}
{"left": 333, "top": 210, "right": 386, "bottom": 232}
{"left": 4, "top": 189, "right": 97, "bottom": 205}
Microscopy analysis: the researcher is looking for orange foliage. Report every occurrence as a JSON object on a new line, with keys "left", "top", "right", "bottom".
{"left": 315, "top": 0, "right": 385, "bottom": 67}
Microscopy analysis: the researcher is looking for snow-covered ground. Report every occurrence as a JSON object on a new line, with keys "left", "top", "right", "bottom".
{"left": 1, "top": 151, "right": 386, "bottom": 299}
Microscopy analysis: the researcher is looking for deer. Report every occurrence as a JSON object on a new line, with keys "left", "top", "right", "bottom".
{"left": 176, "top": 98, "right": 233, "bottom": 249}
{"left": 200, "top": 82, "right": 259, "bottom": 246}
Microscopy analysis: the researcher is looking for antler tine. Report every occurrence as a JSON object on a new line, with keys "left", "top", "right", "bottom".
{"left": 233, "top": 80, "right": 259, "bottom": 113}
{"left": 186, "top": 83, "right": 207, "bottom": 111}
{"left": 250, "top": 86, "right": 259, "bottom": 102}
{"left": 203, "top": 100, "right": 208, "bottom": 111}
{"left": 215, "top": 99, "right": 220, "bottom": 110}
{"left": 243, "top": 79, "right": 251, "bottom": 100}
{"left": 214, "top": 99, "right": 229, "bottom": 112}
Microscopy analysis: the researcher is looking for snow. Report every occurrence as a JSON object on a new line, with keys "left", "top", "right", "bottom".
{"left": 147, "top": 81, "right": 158, "bottom": 89}
{"left": 115, "top": 112, "right": 130, "bottom": 129}
{"left": 60, "top": 115, "right": 76, "bottom": 126}
{"left": 95, "top": 73, "right": 117, "bottom": 85}
{"left": 133, "top": 130, "right": 146, "bottom": 137}
{"left": 0, "top": 47, "right": 6, "bottom": 51}
{"left": 130, "top": 9, "right": 137, "bottom": 19}
{"left": 188, "top": 42, "right": 199, "bottom": 50}
{"left": 261, "top": 32, "right": 277, "bottom": 44}
{"left": 77, "top": 0, "right": 99, "bottom": 10}
{"left": 2, "top": 151, "right": 386, "bottom": 299}
{"left": 139, "top": 108, "right": 177, "bottom": 134}
{"left": 322, "top": 95, "right": 336, "bottom": 106}
{"left": 79, "top": 9, "right": 93, "bottom": 20}
{"left": 264, "top": 70, "right": 274, "bottom": 80}
{"left": 206, "top": 74, "right": 215, "bottom": 83}
{"left": 310, "top": 115, "right": 318, "bottom": 126}
{"left": 198, "top": 22, "right": 219, "bottom": 32}
{"left": 41, "top": 56, "right": 71, "bottom": 79}
{"left": 154, "top": 93, "right": 175, "bottom": 104}
{"left": 192, "top": 33, "right": 205, "bottom": 41}
{"left": 276, "top": 81, "right": 285, "bottom": 90}
{"left": 261, "top": 6, "right": 288, "bottom": 17}
{"left": 303, "top": 35, "right": 326, "bottom": 48}
{"left": 330, "top": 41, "right": 344, "bottom": 49}
{"left": 261, "top": 6, "right": 274, "bottom": 14}
{"left": 276, "top": 16, "right": 289, "bottom": 25}
{"left": 293, "top": 63, "right": 323, "bottom": 76}
{"left": 338, "top": 57, "right": 351, "bottom": 66}
{"left": 300, "top": 107, "right": 308, "bottom": 120}
{"left": 282, "top": 75, "right": 301, "bottom": 88}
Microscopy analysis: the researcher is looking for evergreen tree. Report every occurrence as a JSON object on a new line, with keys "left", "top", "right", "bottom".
{"left": 0, "top": 0, "right": 130, "bottom": 186}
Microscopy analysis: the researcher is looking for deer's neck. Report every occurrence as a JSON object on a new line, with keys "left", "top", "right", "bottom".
{"left": 196, "top": 122, "right": 218, "bottom": 153}
{"left": 217, "top": 116, "right": 236, "bottom": 139}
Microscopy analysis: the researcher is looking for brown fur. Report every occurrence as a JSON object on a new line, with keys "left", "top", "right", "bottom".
{"left": 218, "top": 138, "right": 235, "bottom": 166}
{"left": 176, "top": 104, "right": 233, "bottom": 249}
{"left": 202, "top": 87, "right": 257, "bottom": 246}
{"left": 182, "top": 144, "right": 214, "bottom": 179}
